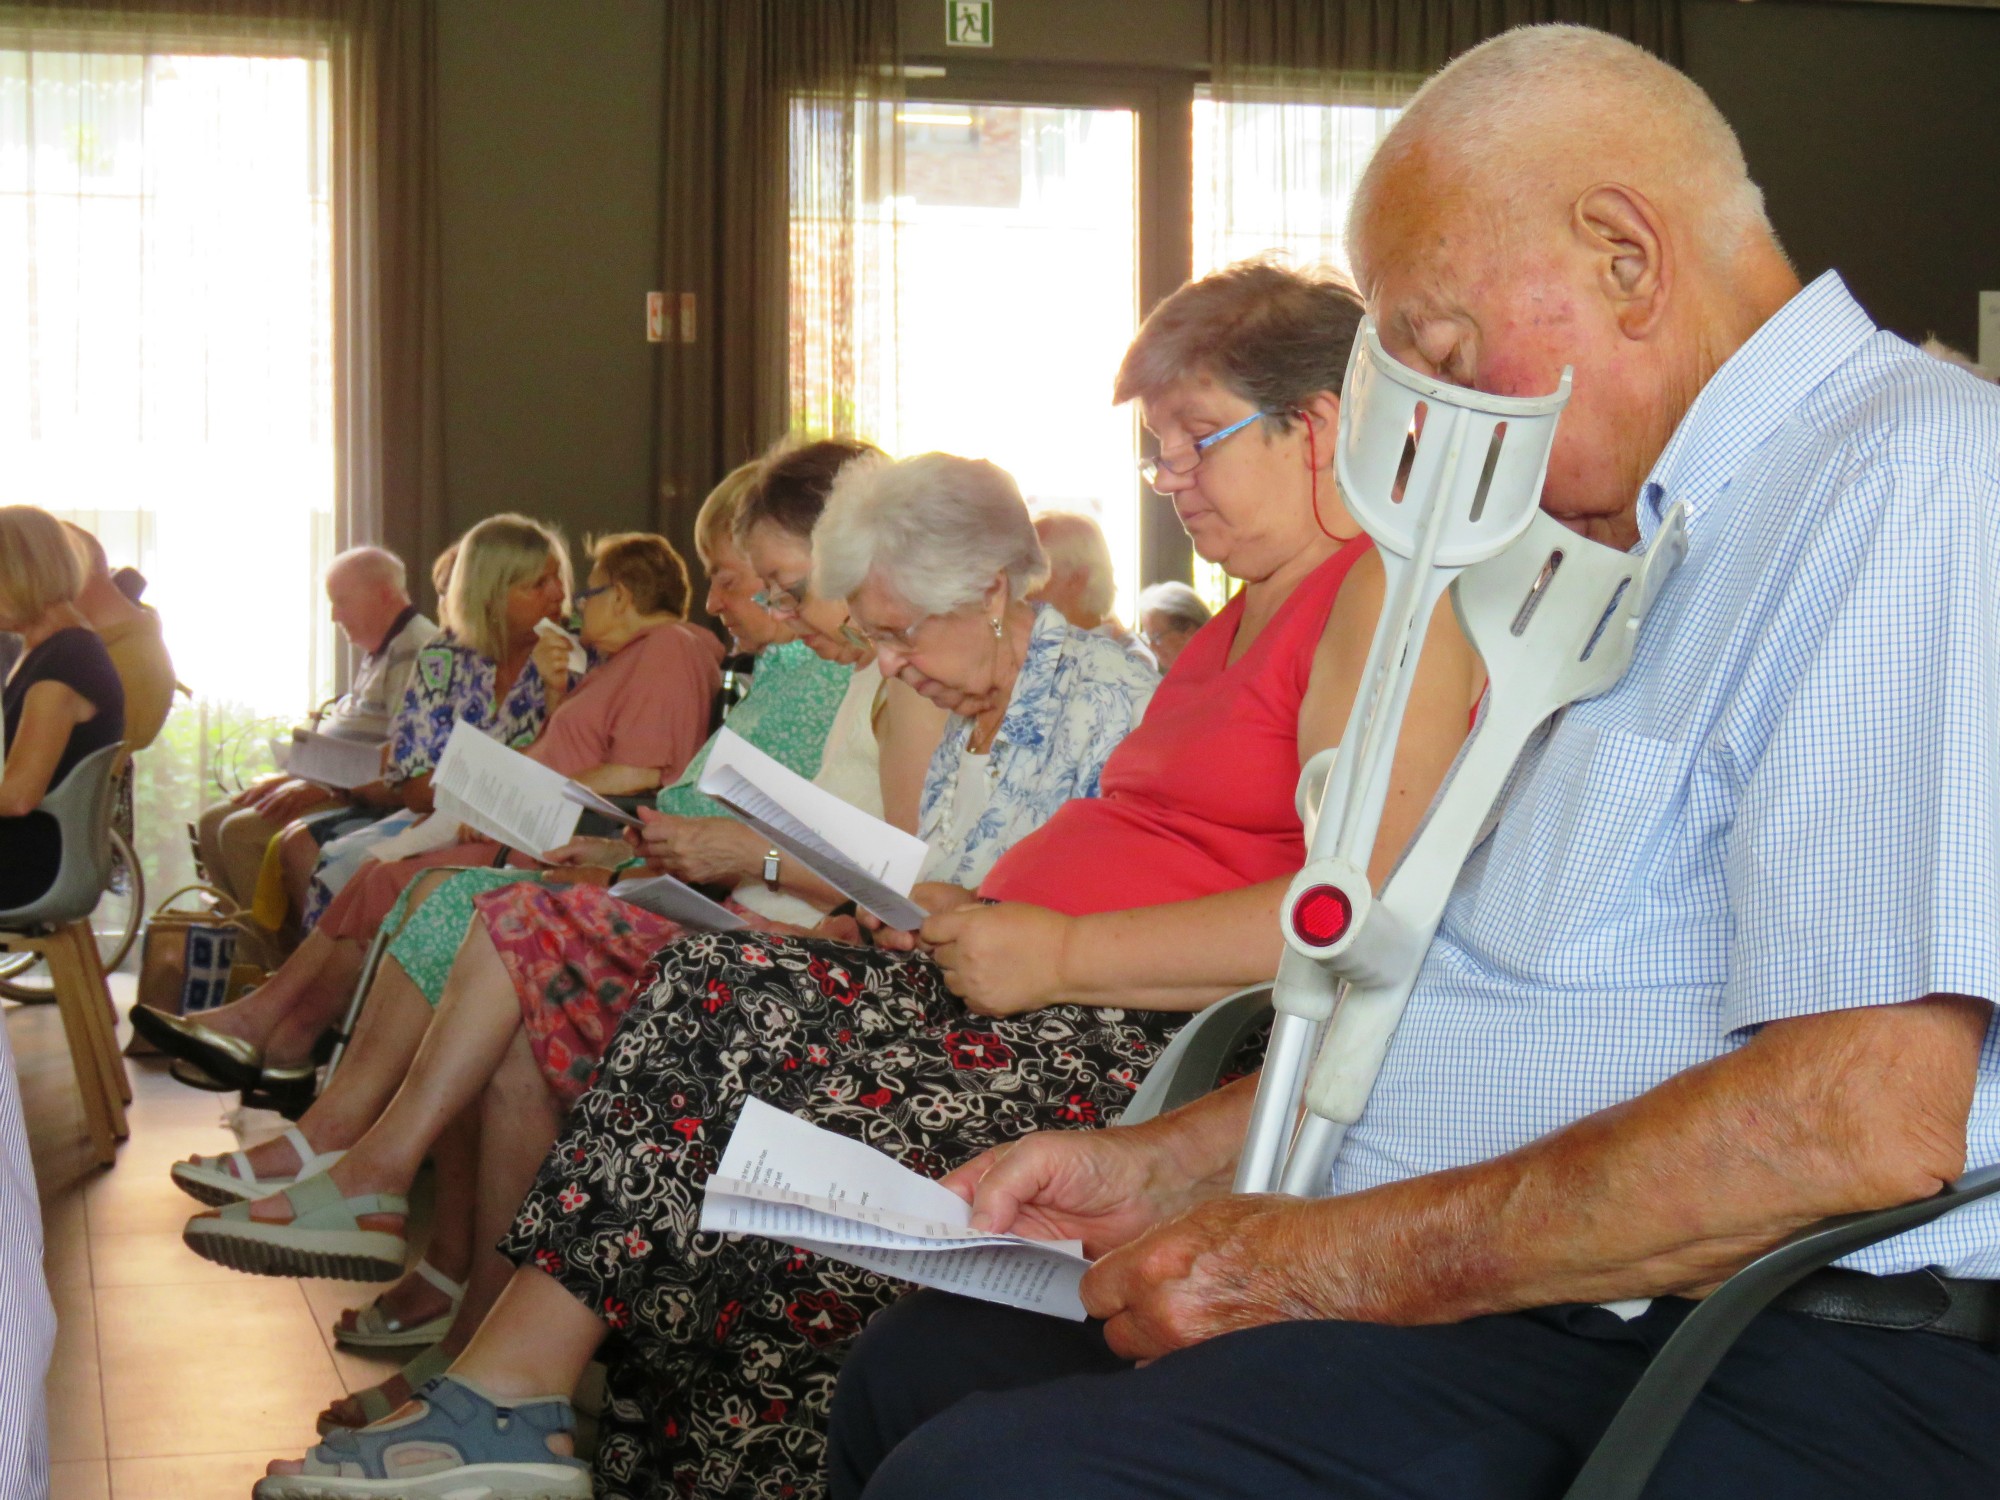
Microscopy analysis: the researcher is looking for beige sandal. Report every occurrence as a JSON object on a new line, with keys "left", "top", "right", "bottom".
{"left": 183, "top": 1173, "right": 406, "bottom": 1281}
{"left": 334, "top": 1259, "right": 466, "bottom": 1350}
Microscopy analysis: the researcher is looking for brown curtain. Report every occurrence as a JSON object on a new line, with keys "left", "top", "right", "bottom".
{"left": 653, "top": 0, "right": 900, "bottom": 571}
{"left": 1211, "top": 0, "right": 1682, "bottom": 77}
{"left": 329, "top": 0, "right": 443, "bottom": 612}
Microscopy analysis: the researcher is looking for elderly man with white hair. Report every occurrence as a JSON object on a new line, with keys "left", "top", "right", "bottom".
{"left": 1028, "top": 509, "right": 1154, "bottom": 665}
{"left": 195, "top": 545, "right": 438, "bottom": 910}
{"left": 829, "top": 25, "right": 2000, "bottom": 1500}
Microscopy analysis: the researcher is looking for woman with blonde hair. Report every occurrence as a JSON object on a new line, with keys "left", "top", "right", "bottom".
{"left": 159, "top": 461, "right": 855, "bottom": 1408}
{"left": 0, "top": 506, "right": 127, "bottom": 907}
{"left": 0, "top": 506, "right": 113, "bottom": 1500}
{"left": 136, "top": 514, "right": 573, "bottom": 1102}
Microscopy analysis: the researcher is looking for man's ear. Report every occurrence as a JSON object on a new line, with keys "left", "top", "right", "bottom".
{"left": 1573, "top": 183, "right": 1671, "bottom": 340}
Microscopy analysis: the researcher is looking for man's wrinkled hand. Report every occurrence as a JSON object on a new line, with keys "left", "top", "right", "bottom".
{"left": 1081, "top": 1195, "right": 1338, "bottom": 1363}
{"left": 253, "top": 779, "right": 338, "bottom": 824}
{"left": 233, "top": 772, "right": 289, "bottom": 809}
{"left": 942, "top": 1126, "right": 1206, "bottom": 1258}
{"left": 924, "top": 902, "right": 1068, "bottom": 1015}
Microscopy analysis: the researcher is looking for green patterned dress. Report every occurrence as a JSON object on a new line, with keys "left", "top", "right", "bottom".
{"left": 377, "top": 641, "right": 851, "bottom": 1004}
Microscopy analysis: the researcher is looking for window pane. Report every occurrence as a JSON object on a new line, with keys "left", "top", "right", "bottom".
{"left": 792, "top": 101, "right": 1143, "bottom": 623}
{"left": 1187, "top": 83, "right": 1406, "bottom": 608}
{"left": 2, "top": 44, "right": 335, "bottom": 897}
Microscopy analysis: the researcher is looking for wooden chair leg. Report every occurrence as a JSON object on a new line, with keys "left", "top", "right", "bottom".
{"left": 72, "top": 923, "right": 133, "bottom": 1114}
{"left": 60, "top": 923, "right": 127, "bottom": 1144}
{"left": 47, "top": 928, "right": 118, "bottom": 1168}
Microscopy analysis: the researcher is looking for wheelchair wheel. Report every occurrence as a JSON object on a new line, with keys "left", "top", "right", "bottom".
{"left": 0, "top": 827, "right": 146, "bottom": 1003}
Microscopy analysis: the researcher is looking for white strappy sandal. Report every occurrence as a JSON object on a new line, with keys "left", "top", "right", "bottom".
{"left": 169, "top": 1125, "right": 345, "bottom": 1207}
{"left": 334, "top": 1258, "right": 468, "bottom": 1350}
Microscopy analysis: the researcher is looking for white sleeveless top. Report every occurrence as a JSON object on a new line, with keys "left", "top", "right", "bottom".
{"left": 732, "top": 661, "right": 885, "bottom": 925}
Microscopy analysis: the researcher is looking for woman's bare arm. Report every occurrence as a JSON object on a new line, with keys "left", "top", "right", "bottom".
{"left": 0, "top": 680, "right": 95, "bottom": 818}
{"left": 928, "top": 553, "right": 1482, "bottom": 1015}
{"left": 874, "top": 676, "right": 950, "bottom": 834}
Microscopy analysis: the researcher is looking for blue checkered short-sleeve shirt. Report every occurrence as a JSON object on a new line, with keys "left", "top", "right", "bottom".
{"left": 1332, "top": 273, "right": 2000, "bottom": 1277}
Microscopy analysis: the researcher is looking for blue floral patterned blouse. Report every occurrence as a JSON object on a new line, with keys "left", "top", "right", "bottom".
{"left": 387, "top": 634, "right": 552, "bottom": 784}
{"left": 917, "top": 603, "right": 1157, "bottom": 888}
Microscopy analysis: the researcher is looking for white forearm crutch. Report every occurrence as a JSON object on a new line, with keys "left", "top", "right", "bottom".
{"left": 1236, "top": 321, "right": 1689, "bottom": 1196}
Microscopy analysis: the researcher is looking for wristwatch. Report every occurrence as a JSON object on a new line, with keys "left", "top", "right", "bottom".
{"left": 762, "top": 847, "right": 782, "bottom": 892}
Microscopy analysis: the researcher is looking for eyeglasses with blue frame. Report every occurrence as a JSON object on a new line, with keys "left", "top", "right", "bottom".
{"left": 1137, "top": 410, "right": 1270, "bottom": 493}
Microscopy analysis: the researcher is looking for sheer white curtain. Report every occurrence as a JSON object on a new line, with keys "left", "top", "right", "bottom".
{"left": 1187, "top": 76, "right": 1412, "bottom": 609}
{"left": 1, "top": 33, "right": 337, "bottom": 895}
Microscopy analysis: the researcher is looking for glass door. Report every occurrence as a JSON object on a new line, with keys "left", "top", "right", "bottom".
{"left": 793, "top": 97, "right": 1146, "bottom": 622}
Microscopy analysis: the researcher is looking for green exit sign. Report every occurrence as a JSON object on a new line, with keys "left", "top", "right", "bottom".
{"left": 948, "top": 0, "right": 993, "bottom": 48}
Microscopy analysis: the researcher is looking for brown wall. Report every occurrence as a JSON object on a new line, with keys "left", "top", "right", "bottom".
{"left": 435, "top": 0, "right": 665, "bottom": 552}
{"left": 1685, "top": 0, "right": 2000, "bottom": 354}
{"left": 429, "top": 0, "right": 2000, "bottom": 566}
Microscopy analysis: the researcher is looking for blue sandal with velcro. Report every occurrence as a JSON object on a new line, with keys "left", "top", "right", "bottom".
{"left": 251, "top": 1374, "right": 591, "bottom": 1500}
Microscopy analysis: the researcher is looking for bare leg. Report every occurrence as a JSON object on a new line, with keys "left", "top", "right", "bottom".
{"left": 204, "top": 956, "right": 433, "bottom": 1188}
{"left": 318, "top": 1028, "right": 566, "bottom": 1429}
{"left": 271, "top": 1263, "right": 592, "bottom": 1477}
{"left": 173, "top": 926, "right": 364, "bottom": 1070}
{"left": 236, "top": 919, "right": 527, "bottom": 1223}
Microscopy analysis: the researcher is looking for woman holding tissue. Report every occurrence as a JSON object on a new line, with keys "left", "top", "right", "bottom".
{"left": 135, "top": 526, "right": 719, "bottom": 1107}
{"left": 246, "top": 264, "right": 1485, "bottom": 1500}
{"left": 196, "top": 450, "right": 1149, "bottom": 1427}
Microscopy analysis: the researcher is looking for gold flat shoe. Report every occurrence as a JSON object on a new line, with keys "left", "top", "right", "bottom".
{"left": 129, "top": 1006, "right": 265, "bottom": 1090}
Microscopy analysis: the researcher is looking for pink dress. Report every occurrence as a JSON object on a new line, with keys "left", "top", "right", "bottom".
{"left": 316, "top": 622, "right": 724, "bottom": 944}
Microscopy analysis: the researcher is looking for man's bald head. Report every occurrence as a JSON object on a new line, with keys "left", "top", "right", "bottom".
{"left": 325, "top": 546, "right": 412, "bottom": 654}
{"left": 1345, "top": 25, "right": 1799, "bottom": 548}
{"left": 1351, "top": 27, "right": 1776, "bottom": 285}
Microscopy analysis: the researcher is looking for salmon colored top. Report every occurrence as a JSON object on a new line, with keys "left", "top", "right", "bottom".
{"left": 529, "top": 621, "right": 724, "bottom": 786}
{"left": 979, "top": 536, "right": 1372, "bottom": 916}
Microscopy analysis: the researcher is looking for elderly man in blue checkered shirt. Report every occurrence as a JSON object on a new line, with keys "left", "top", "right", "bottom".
{"left": 831, "top": 24, "right": 2000, "bottom": 1500}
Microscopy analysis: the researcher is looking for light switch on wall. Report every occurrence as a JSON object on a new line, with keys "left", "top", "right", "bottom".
{"left": 1980, "top": 291, "right": 2000, "bottom": 376}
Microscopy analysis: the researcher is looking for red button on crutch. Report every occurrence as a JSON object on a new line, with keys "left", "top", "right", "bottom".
{"left": 1289, "top": 884, "right": 1353, "bottom": 947}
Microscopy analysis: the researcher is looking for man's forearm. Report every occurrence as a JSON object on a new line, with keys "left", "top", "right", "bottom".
{"left": 1286, "top": 996, "right": 1988, "bottom": 1324}
{"left": 1139, "top": 1073, "right": 1261, "bottom": 1194}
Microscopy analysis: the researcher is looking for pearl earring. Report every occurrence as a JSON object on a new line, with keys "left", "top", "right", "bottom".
{"left": 990, "top": 617, "right": 1004, "bottom": 639}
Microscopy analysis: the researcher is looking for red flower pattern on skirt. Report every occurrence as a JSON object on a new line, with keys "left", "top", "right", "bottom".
{"left": 503, "top": 930, "right": 1208, "bottom": 1500}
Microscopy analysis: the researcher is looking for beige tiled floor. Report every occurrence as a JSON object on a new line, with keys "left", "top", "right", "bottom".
{"left": 14, "top": 980, "right": 404, "bottom": 1500}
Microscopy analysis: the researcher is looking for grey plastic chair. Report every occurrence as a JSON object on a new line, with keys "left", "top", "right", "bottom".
{"left": 1127, "top": 986, "right": 2000, "bottom": 1500}
{"left": 0, "top": 742, "right": 133, "bottom": 1164}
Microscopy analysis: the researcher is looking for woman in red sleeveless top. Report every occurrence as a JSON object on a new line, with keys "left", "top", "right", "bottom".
{"left": 255, "top": 263, "right": 1484, "bottom": 1500}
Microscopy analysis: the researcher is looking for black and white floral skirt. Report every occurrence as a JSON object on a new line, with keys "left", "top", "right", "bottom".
{"left": 501, "top": 929, "right": 1182, "bottom": 1500}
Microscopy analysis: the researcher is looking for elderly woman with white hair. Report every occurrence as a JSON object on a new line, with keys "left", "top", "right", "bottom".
{"left": 241, "top": 450, "right": 1152, "bottom": 1483}
{"left": 1136, "top": 579, "right": 1212, "bottom": 673}
{"left": 1028, "top": 509, "right": 1152, "bottom": 664}
{"left": 254, "top": 260, "right": 1484, "bottom": 1500}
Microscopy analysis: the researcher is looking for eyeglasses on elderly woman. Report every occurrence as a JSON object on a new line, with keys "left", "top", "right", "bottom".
{"left": 1137, "top": 409, "right": 1273, "bottom": 493}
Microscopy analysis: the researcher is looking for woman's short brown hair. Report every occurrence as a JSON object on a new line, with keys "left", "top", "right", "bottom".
{"left": 1113, "top": 258, "right": 1366, "bottom": 430}
{"left": 589, "top": 532, "right": 691, "bottom": 619}
{"left": 0, "top": 506, "right": 85, "bottom": 624}
{"left": 733, "top": 436, "right": 883, "bottom": 549}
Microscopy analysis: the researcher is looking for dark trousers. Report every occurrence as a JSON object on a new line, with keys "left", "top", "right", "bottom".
{"left": 828, "top": 1290, "right": 2000, "bottom": 1500}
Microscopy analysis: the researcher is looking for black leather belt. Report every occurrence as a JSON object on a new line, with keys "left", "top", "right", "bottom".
{"left": 1774, "top": 1267, "right": 2000, "bottom": 1346}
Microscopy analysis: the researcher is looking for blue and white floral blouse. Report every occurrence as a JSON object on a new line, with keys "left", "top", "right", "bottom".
{"left": 916, "top": 603, "right": 1157, "bottom": 888}
{"left": 387, "top": 634, "right": 553, "bottom": 784}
